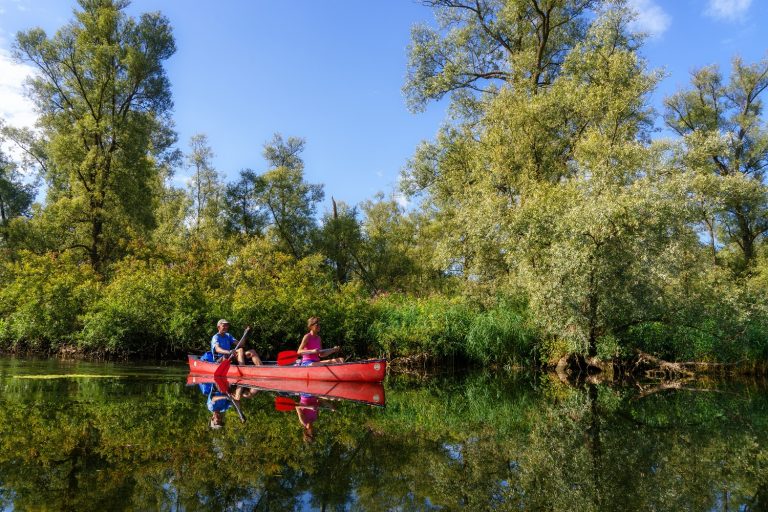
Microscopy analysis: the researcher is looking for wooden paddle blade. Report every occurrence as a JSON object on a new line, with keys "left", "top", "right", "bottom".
{"left": 277, "top": 350, "right": 299, "bottom": 366}
{"left": 275, "top": 396, "right": 297, "bottom": 411}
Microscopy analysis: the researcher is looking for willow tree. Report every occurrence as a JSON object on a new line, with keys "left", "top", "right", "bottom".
{"left": 404, "top": 0, "right": 604, "bottom": 281}
{"left": 404, "top": 0, "right": 600, "bottom": 114}
{"left": 664, "top": 57, "right": 768, "bottom": 271}
{"left": 0, "top": 146, "right": 35, "bottom": 245}
{"left": 404, "top": 1, "right": 697, "bottom": 357}
{"left": 12, "top": 0, "right": 176, "bottom": 273}
{"left": 223, "top": 169, "right": 269, "bottom": 237}
{"left": 186, "top": 133, "right": 224, "bottom": 238}
{"left": 255, "top": 134, "right": 324, "bottom": 259}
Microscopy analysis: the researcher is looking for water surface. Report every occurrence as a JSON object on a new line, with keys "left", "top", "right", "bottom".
{"left": 1, "top": 357, "right": 766, "bottom": 511}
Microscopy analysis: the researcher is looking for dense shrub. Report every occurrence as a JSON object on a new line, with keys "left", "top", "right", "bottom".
{"left": 78, "top": 259, "right": 213, "bottom": 357}
{"left": 0, "top": 252, "right": 99, "bottom": 352}
{"left": 367, "top": 294, "right": 478, "bottom": 360}
{"left": 465, "top": 299, "right": 538, "bottom": 366}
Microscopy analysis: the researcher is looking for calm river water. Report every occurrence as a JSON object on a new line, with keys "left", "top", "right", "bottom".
{"left": 0, "top": 356, "right": 766, "bottom": 511}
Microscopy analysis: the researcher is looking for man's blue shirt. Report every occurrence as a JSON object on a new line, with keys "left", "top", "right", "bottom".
{"left": 207, "top": 393, "right": 232, "bottom": 412}
{"left": 211, "top": 332, "right": 237, "bottom": 353}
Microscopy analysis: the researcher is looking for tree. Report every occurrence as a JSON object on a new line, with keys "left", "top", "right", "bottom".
{"left": 222, "top": 169, "right": 268, "bottom": 237}
{"left": 0, "top": 146, "right": 36, "bottom": 244}
{"left": 317, "top": 198, "right": 363, "bottom": 286}
{"left": 664, "top": 57, "right": 768, "bottom": 270}
{"left": 186, "top": 133, "right": 223, "bottom": 237}
{"left": 404, "top": 2, "right": 694, "bottom": 357}
{"left": 404, "top": 0, "right": 600, "bottom": 114}
{"left": 255, "top": 134, "right": 323, "bottom": 258}
{"left": 12, "top": 0, "right": 177, "bottom": 273}
{"left": 356, "top": 195, "right": 424, "bottom": 294}
{"left": 403, "top": 0, "right": 613, "bottom": 282}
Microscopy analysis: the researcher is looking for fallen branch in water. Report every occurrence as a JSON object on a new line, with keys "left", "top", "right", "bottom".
{"left": 633, "top": 351, "right": 695, "bottom": 379}
{"left": 633, "top": 380, "right": 733, "bottom": 400}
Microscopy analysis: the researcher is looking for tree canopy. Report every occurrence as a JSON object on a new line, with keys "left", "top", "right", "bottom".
{"left": 2, "top": 0, "right": 768, "bottom": 367}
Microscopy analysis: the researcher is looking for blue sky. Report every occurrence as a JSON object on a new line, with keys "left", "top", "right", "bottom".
{"left": 1, "top": 0, "right": 767, "bottom": 212}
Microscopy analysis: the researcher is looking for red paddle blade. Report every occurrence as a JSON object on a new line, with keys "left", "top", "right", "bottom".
{"left": 277, "top": 350, "right": 298, "bottom": 366}
{"left": 214, "top": 357, "right": 232, "bottom": 377}
{"left": 213, "top": 376, "right": 230, "bottom": 393}
{"left": 275, "top": 396, "right": 296, "bottom": 411}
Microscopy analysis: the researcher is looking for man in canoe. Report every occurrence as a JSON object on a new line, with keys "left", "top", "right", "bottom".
{"left": 296, "top": 316, "right": 344, "bottom": 366}
{"left": 212, "top": 319, "right": 262, "bottom": 365}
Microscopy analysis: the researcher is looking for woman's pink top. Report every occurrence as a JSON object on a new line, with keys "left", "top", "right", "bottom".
{"left": 301, "top": 333, "right": 322, "bottom": 362}
{"left": 299, "top": 395, "right": 319, "bottom": 423}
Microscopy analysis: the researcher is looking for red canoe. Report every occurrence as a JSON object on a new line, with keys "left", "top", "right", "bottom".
{"left": 187, "top": 355, "right": 387, "bottom": 382}
{"left": 186, "top": 374, "right": 385, "bottom": 406}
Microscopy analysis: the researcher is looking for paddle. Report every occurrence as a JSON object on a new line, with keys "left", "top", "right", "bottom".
{"left": 274, "top": 396, "right": 297, "bottom": 411}
{"left": 213, "top": 375, "right": 246, "bottom": 423}
{"left": 277, "top": 350, "right": 298, "bottom": 366}
{"left": 274, "top": 395, "right": 335, "bottom": 412}
{"left": 228, "top": 393, "right": 247, "bottom": 423}
{"left": 214, "top": 326, "right": 251, "bottom": 377}
{"left": 277, "top": 347, "right": 339, "bottom": 366}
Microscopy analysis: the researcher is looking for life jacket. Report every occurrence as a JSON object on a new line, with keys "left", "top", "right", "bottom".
{"left": 200, "top": 350, "right": 217, "bottom": 363}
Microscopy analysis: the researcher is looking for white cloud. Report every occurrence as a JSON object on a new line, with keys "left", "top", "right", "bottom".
{"left": 10, "top": 0, "right": 30, "bottom": 11}
{"left": 0, "top": 46, "right": 38, "bottom": 128}
{"left": 627, "top": 0, "right": 671, "bottom": 39}
{"left": 394, "top": 191, "right": 409, "bottom": 209}
{"left": 393, "top": 175, "right": 410, "bottom": 209}
{"left": 705, "top": 0, "right": 752, "bottom": 21}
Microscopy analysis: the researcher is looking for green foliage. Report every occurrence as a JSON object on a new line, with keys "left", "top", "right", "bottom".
{"left": 3, "top": 364, "right": 768, "bottom": 511}
{"left": 368, "top": 294, "right": 478, "bottom": 360}
{"left": 12, "top": 0, "right": 177, "bottom": 272}
{"left": 465, "top": 298, "right": 538, "bottom": 366}
{"left": 78, "top": 258, "right": 211, "bottom": 357}
{"left": 4, "top": 0, "right": 768, "bottom": 367}
{"left": 186, "top": 133, "right": 224, "bottom": 239}
{"left": 0, "top": 145, "right": 36, "bottom": 243}
{"left": 0, "top": 252, "right": 98, "bottom": 350}
{"left": 664, "top": 56, "right": 768, "bottom": 270}
{"left": 256, "top": 134, "right": 324, "bottom": 259}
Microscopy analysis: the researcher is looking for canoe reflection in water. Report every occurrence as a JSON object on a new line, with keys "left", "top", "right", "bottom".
{"left": 188, "top": 374, "right": 385, "bottom": 433}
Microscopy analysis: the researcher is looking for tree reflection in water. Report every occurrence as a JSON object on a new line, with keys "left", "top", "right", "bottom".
{"left": 0, "top": 361, "right": 767, "bottom": 510}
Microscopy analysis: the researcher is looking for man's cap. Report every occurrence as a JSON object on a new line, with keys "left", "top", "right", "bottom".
{"left": 217, "top": 319, "right": 230, "bottom": 326}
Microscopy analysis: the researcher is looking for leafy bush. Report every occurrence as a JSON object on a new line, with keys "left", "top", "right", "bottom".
{"left": 0, "top": 252, "right": 98, "bottom": 351}
{"left": 465, "top": 299, "right": 538, "bottom": 366}
{"left": 368, "top": 294, "right": 477, "bottom": 360}
{"left": 78, "top": 259, "right": 212, "bottom": 357}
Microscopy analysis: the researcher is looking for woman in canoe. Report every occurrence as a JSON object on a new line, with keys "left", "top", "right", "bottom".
{"left": 296, "top": 316, "right": 344, "bottom": 366}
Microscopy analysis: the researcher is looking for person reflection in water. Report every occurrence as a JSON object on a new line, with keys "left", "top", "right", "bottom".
{"left": 296, "top": 394, "right": 320, "bottom": 442}
{"left": 203, "top": 382, "right": 256, "bottom": 429}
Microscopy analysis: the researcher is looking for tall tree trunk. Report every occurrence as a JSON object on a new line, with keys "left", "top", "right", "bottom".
{"left": 736, "top": 207, "right": 754, "bottom": 266}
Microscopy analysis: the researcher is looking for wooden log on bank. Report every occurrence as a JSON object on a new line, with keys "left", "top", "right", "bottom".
{"left": 554, "top": 350, "right": 767, "bottom": 381}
